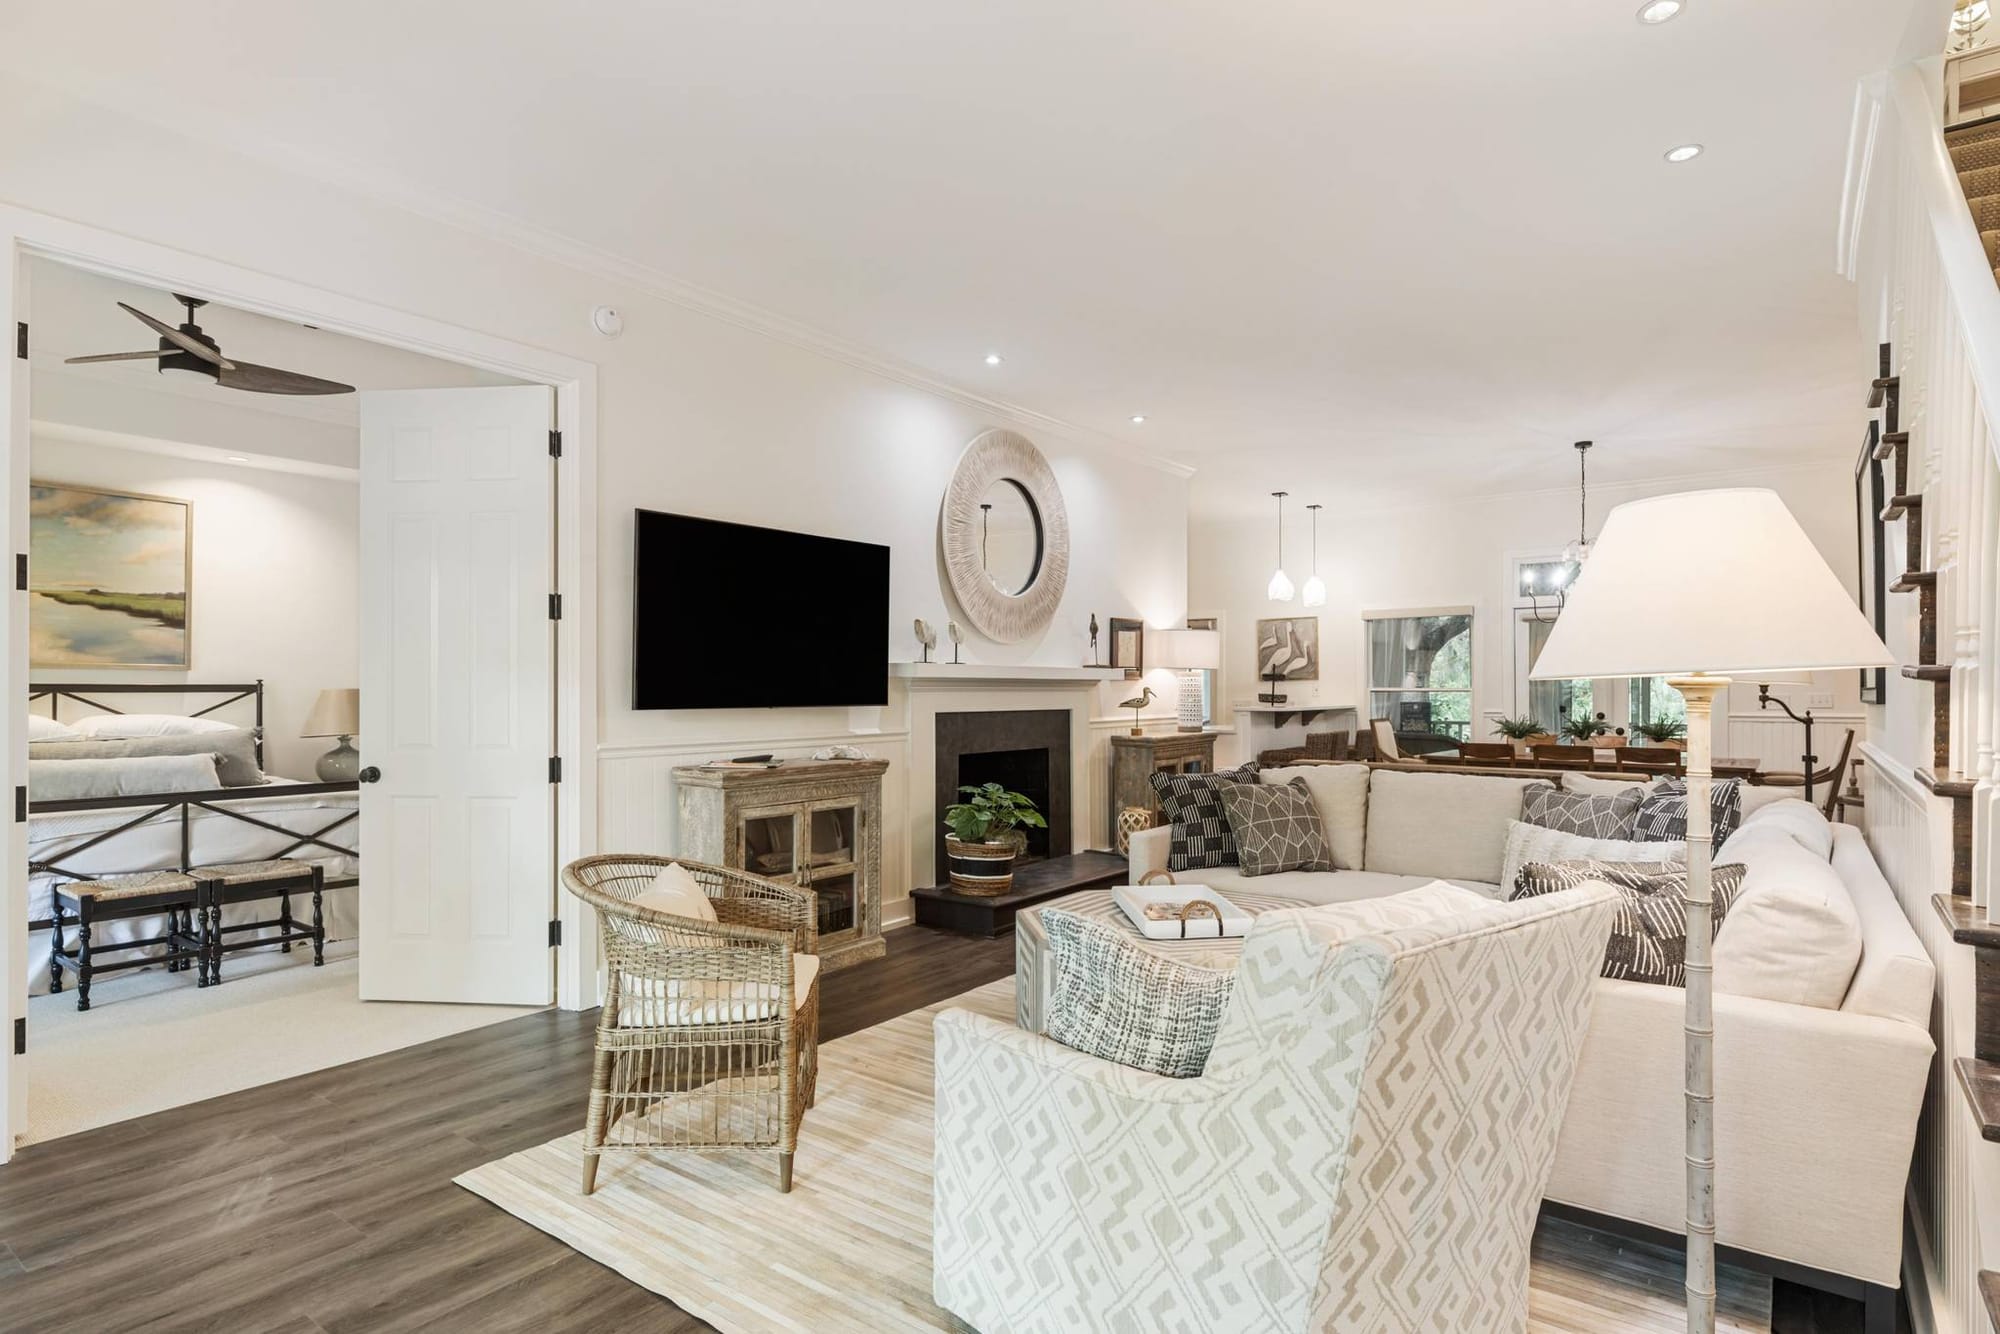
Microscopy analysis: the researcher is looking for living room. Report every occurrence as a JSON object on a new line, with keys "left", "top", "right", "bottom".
{"left": 1, "top": 3, "right": 1996, "bottom": 1333}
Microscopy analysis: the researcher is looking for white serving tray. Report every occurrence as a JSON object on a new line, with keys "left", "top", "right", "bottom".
{"left": 1111, "top": 884, "right": 1253, "bottom": 940}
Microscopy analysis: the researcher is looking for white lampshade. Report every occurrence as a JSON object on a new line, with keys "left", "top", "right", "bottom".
{"left": 1152, "top": 627, "right": 1222, "bottom": 671}
{"left": 301, "top": 687, "right": 361, "bottom": 738}
{"left": 1267, "top": 568, "right": 1294, "bottom": 602}
{"left": 1529, "top": 489, "right": 1892, "bottom": 680}
{"left": 1300, "top": 573, "right": 1327, "bottom": 607}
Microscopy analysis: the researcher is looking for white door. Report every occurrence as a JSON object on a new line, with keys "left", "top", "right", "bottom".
{"left": 359, "top": 386, "right": 555, "bottom": 1004}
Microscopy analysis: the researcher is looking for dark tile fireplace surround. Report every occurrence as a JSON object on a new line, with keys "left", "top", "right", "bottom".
{"left": 933, "top": 709, "right": 1072, "bottom": 886}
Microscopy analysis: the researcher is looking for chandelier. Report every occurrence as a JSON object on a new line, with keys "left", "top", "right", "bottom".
{"left": 1524, "top": 440, "right": 1592, "bottom": 624}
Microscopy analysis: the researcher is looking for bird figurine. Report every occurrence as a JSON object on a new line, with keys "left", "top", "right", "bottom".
{"left": 947, "top": 620, "right": 965, "bottom": 664}
{"left": 1088, "top": 613, "right": 1101, "bottom": 666}
{"left": 1119, "top": 685, "right": 1157, "bottom": 736}
{"left": 914, "top": 618, "right": 937, "bottom": 663}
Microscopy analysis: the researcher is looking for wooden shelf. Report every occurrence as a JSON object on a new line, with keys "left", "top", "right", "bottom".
{"left": 1931, "top": 892, "right": 2000, "bottom": 948}
{"left": 1955, "top": 1057, "right": 2000, "bottom": 1142}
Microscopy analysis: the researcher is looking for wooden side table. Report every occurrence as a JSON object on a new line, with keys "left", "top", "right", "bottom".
{"left": 1108, "top": 731, "right": 1218, "bottom": 832}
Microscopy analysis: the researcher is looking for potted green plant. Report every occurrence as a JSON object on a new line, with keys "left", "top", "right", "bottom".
{"left": 943, "top": 783, "right": 1049, "bottom": 895}
{"left": 1560, "top": 711, "right": 1611, "bottom": 743}
{"left": 1631, "top": 718, "right": 1687, "bottom": 748}
{"left": 1492, "top": 714, "right": 1542, "bottom": 758}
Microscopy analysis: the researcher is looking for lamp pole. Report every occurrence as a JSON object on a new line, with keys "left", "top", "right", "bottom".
{"left": 1755, "top": 685, "right": 1817, "bottom": 807}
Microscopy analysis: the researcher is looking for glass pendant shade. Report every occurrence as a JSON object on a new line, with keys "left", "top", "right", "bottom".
{"left": 1268, "top": 568, "right": 1295, "bottom": 602}
{"left": 1301, "top": 573, "right": 1326, "bottom": 607}
{"left": 1266, "top": 490, "right": 1293, "bottom": 603}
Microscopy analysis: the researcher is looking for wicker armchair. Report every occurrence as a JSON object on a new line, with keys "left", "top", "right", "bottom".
{"left": 562, "top": 855, "right": 821, "bottom": 1195}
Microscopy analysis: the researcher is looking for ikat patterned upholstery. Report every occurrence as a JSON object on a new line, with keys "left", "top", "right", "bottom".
{"left": 1220, "top": 777, "right": 1335, "bottom": 876}
{"left": 1514, "top": 859, "right": 1746, "bottom": 986}
{"left": 1041, "top": 909, "right": 1234, "bottom": 1077}
{"left": 1521, "top": 784, "right": 1643, "bottom": 839}
{"left": 934, "top": 883, "right": 1620, "bottom": 1333}
{"left": 1635, "top": 777, "right": 1743, "bottom": 846}
{"left": 1149, "top": 763, "right": 1260, "bottom": 870}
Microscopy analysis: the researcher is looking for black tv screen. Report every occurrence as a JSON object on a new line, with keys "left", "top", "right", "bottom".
{"left": 633, "top": 509, "right": 890, "bottom": 710}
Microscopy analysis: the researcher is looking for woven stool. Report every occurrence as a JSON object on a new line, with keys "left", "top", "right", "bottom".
{"left": 188, "top": 860, "right": 325, "bottom": 985}
{"left": 49, "top": 872, "right": 207, "bottom": 1012}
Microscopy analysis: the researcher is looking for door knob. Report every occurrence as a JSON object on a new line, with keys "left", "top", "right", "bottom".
{"left": 357, "top": 766, "right": 382, "bottom": 784}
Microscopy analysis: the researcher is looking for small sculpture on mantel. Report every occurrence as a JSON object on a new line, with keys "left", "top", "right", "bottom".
{"left": 1258, "top": 668, "right": 1288, "bottom": 707}
{"left": 1119, "top": 685, "right": 1157, "bottom": 736}
{"left": 1087, "top": 613, "right": 1101, "bottom": 666}
{"left": 947, "top": 620, "right": 965, "bottom": 665}
{"left": 914, "top": 618, "right": 938, "bottom": 663}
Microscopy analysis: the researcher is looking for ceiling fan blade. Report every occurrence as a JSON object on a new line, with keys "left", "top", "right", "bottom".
{"left": 215, "top": 360, "right": 355, "bottom": 396}
{"left": 116, "top": 302, "right": 235, "bottom": 371}
{"left": 64, "top": 350, "right": 171, "bottom": 364}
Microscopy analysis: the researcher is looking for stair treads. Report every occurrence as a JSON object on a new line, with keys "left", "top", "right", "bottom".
{"left": 1971, "top": 195, "right": 2000, "bottom": 233}
{"left": 1964, "top": 164, "right": 2000, "bottom": 199}
{"left": 1951, "top": 133, "right": 2000, "bottom": 172}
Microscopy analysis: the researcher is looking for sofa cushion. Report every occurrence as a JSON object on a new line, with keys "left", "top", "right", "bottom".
{"left": 1150, "top": 764, "right": 1260, "bottom": 870}
{"left": 1729, "top": 797, "right": 1833, "bottom": 860}
{"left": 1713, "top": 828, "right": 1862, "bottom": 1009}
{"left": 1165, "top": 865, "right": 1498, "bottom": 903}
{"left": 1042, "top": 908, "right": 1235, "bottom": 1078}
{"left": 1562, "top": 771, "right": 1653, "bottom": 796}
{"left": 1260, "top": 763, "right": 1368, "bottom": 869}
{"left": 1499, "top": 821, "right": 1684, "bottom": 900}
{"left": 1523, "top": 785, "right": 1644, "bottom": 839}
{"left": 1830, "top": 823, "right": 1935, "bottom": 1024}
{"left": 1515, "top": 860, "right": 1747, "bottom": 987}
{"left": 1363, "top": 769, "right": 1554, "bottom": 883}
{"left": 1220, "top": 777, "right": 1334, "bottom": 876}
{"left": 1634, "top": 777, "right": 1742, "bottom": 845}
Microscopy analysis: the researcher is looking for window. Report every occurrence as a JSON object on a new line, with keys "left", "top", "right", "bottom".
{"left": 1518, "top": 610, "right": 1684, "bottom": 739}
{"left": 1366, "top": 612, "right": 1473, "bottom": 746}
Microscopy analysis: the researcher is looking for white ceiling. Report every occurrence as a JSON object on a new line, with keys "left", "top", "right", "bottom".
{"left": 0, "top": 1, "right": 1950, "bottom": 515}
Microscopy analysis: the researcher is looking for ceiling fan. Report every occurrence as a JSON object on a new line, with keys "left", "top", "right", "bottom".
{"left": 64, "top": 293, "right": 355, "bottom": 396}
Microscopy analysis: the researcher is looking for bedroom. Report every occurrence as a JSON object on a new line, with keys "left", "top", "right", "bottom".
{"left": 18, "top": 256, "right": 549, "bottom": 1142}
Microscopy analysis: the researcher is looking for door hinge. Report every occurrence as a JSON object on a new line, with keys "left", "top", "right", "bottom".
{"left": 14, "top": 322, "right": 25, "bottom": 361}
{"left": 548, "top": 429, "right": 562, "bottom": 459}
{"left": 549, "top": 756, "right": 562, "bottom": 784}
{"left": 13, "top": 1016, "right": 23, "bottom": 1056}
{"left": 14, "top": 553, "right": 24, "bottom": 591}
{"left": 548, "top": 918, "right": 562, "bottom": 947}
{"left": 548, "top": 592, "right": 562, "bottom": 621}
{"left": 13, "top": 786, "right": 24, "bottom": 823}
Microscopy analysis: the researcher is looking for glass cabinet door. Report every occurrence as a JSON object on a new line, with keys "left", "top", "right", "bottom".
{"left": 805, "top": 799, "right": 861, "bottom": 940}
{"left": 740, "top": 807, "right": 802, "bottom": 881}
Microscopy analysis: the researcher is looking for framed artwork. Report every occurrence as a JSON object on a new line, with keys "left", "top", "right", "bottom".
{"left": 1853, "top": 424, "right": 1886, "bottom": 705}
{"left": 30, "top": 482, "right": 191, "bottom": 669}
{"left": 1257, "top": 616, "right": 1319, "bottom": 681}
{"left": 1108, "top": 616, "right": 1144, "bottom": 680}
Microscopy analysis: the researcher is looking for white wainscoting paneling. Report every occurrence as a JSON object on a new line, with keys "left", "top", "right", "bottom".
{"left": 1720, "top": 712, "right": 1864, "bottom": 775}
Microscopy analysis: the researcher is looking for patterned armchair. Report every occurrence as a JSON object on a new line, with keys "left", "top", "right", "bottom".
{"left": 933, "top": 885, "right": 1619, "bottom": 1333}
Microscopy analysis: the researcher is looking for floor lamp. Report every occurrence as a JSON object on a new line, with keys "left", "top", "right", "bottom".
{"left": 1528, "top": 488, "right": 1891, "bottom": 1333}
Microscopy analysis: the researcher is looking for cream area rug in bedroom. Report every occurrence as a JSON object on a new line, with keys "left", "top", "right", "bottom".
{"left": 455, "top": 978, "right": 1771, "bottom": 1333}
{"left": 28, "top": 941, "right": 540, "bottom": 1143}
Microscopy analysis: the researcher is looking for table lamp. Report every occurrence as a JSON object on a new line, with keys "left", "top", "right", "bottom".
{"left": 1151, "top": 628, "right": 1222, "bottom": 733}
{"left": 302, "top": 688, "right": 362, "bottom": 782}
{"left": 1529, "top": 488, "right": 1891, "bottom": 1332}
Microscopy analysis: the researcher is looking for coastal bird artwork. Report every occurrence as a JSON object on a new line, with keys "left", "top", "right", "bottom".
{"left": 914, "top": 618, "right": 937, "bottom": 663}
{"left": 1120, "top": 685, "right": 1157, "bottom": 736}
{"left": 947, "top": 620, "right": 965, "bottom": 664}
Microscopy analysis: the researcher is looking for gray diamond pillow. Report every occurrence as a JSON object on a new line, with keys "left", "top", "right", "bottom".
{"left": 1043, "top": 910, "right": 1234, "bottom": 1078}
{"left": 1514, "top": 859, "right": 1746, "bottom": 987}
{"left": 1219, "top": 777, "right": 1334, "bottom": 876}
{"left": 1522, "top": 784, "right": 1643, "bottom": 839}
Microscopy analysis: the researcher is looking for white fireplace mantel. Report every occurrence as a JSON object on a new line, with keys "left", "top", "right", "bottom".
{"left": 890, "top": 662, "right": 1128, "bottom": 686}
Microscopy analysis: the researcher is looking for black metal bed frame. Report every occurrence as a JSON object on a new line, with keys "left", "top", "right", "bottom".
{"left": 26, "top": 680, "right": 359, "bottom": 927}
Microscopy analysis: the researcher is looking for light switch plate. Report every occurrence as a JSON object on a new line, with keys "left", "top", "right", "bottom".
{"left": 1807, "top": 691, "right": 1835, "bottom": 710}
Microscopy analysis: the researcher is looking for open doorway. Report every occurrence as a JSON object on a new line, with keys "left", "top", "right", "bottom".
{"left": 13, "top": 256, "right": 567, "bottom": 1144}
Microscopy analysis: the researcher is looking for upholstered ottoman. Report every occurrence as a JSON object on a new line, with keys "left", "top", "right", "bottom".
{"left": 1013, "top": 887, "right": 1310, "bottom": 1031}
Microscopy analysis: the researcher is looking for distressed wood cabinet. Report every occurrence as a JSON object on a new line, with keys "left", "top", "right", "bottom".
{"left": 1108, "top": 731, "right": 1218, "bottom": 830}
{"left": 673, "top": 758, "right": 889, "bottom": 969}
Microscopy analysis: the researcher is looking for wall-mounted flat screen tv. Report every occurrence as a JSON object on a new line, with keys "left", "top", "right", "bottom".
{"left": 633, "top": 509, "right": 890, "bottom": 710}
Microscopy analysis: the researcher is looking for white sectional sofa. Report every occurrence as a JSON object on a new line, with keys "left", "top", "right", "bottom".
{"left": 1103, "top": 762, "right": 1934, "bottom": 1321}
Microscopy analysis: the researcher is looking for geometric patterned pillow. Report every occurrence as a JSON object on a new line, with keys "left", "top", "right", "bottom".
{"left": 1634, "top": 777, "right": 1742, "bottom": 846}
{"left": 1042, "top": 909, "right": 1235, "bottom": 1078}
{"left": 1521, "top": 784, "right": 1643, "bottom": 839}
{"left": 1218, "top": 777, "right": 1334, "bottom": 876}
{"left": 1513, "top": 859, "right": 1747, "bottom": 986}
{"left": 1150, "top": 764, "right": 1260, "bottom": 871}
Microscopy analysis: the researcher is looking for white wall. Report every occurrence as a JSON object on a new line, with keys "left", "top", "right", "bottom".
{"left": 0, "top": 73, "right": 1191, "bottom": 925}
{"left": 26, "top": 433, "right": 358, "bottom": 781}
{"left": 1188, "top": 460, "right": 1865, "bottom": 767}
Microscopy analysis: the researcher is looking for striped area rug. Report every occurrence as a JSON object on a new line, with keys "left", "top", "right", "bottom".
{"left": 456, "top": 978, "right": 1769, "bottom": 1332}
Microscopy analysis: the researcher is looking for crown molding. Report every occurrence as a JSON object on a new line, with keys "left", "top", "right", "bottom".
{"left": 14, "top": 69, "right": 1197, "bottom": 482}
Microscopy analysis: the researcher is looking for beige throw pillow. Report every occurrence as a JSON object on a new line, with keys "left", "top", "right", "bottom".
{"left": 631, "top": 862, "right": 718, "bottom": 922}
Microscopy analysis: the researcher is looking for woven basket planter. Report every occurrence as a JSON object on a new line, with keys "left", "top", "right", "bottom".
{"left": 945, "top": 834, "right": 1024, "bottom": 895}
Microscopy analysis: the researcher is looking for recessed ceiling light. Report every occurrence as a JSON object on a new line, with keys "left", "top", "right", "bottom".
{"left": 983, "top": 353, "right": 1003, "bottom": 366}
{"left": 1636, "top": 0, "right": 1683, "bottom": 24}
{"left": 1130, "top": 414, "right": 1147, "bottom": 425}
{"left": 1664, "top": 143, "right": 1703, "bottom": 163}
{"left": 227, "top": 455, "right": 250, "bottom": 463}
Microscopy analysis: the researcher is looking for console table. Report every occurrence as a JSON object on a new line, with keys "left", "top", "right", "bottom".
{"left": 1108, "top": 731, "right": 1218, "bottom": 830}
{"left": 673, "top": 759, "right": 888, "bottom": 969}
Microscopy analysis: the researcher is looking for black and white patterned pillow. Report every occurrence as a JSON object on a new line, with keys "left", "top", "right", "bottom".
{"left": 1043, "top": 909, "right": 1234, "bottom": 1078}
{"left": 1522, "top": 785, "right": 1643, "bottom": 839}
{"left": 1219, "top": 777, "right": 1334, "bottom": 876}
{"left": 1514, "top": 859, "right": 1747, "bottom": 986}
{"left": 1634, "top": 778, "right": 1742, "bottom": 846}
{"left": 1150, "top": 764, "right": 1260, "bottom": 871}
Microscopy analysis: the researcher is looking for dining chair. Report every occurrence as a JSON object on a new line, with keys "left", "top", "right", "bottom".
{"left": 1456, "top": 742, "right": 1515, "bottom": 766}
{"left": 1529, "top": 743, "right": 1600, "bottom": 770}
{"left": 1370, "top": 718, "right": 1401, "bottom": 762}
{"left": 1760, "top": 727, "right": 1857, "bottom": 818}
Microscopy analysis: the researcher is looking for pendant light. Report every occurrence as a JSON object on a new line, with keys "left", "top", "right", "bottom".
{"left": 1526, "top": 440, "right": 1592, "bottom": 624}
{"left": 1266, "top": 491, "right": 1294, "bottom": 603}
{"left": 1301, "top": 503, "right": 1327, "bottom": 607}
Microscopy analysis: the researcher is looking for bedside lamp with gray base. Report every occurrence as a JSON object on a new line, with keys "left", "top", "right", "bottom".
{"left": 1528, "top": 488, "right": 1891, "bottom": 1333}
{"left": 302, "top": 688, "right": 362, "bottom": 781}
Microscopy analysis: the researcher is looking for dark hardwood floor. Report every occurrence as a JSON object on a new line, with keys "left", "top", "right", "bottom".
{"left": 0, "top": 923, "right": 1885, "bottom": 1332}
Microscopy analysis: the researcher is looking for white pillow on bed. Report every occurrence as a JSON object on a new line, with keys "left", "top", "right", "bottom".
{"left": 26, "top": 715, "right": 79, "bottom": 742}
{"left": 29, "top": 753, "right": 223, "bottom": 801}
{"left": 69, "top": 713, "right": 238, "bottom": 740}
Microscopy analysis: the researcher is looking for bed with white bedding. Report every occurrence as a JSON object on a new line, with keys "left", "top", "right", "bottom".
{"left": 26, "top": 682, "right": 360, "bottom": 997}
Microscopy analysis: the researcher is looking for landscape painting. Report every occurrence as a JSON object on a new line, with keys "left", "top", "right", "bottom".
{"left": 30, "top": 483, "right": 190, "bottom": 669}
